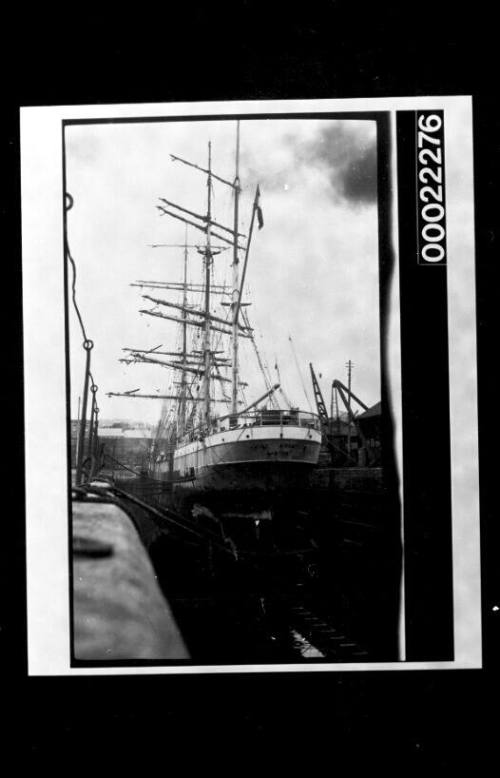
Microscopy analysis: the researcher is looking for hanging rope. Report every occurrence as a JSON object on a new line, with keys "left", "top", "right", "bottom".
{"left": 65, "top": 193, "right": 89, "bottom": 344}
{"left": 65, "top": 192, "right": 102, "bottom": 484}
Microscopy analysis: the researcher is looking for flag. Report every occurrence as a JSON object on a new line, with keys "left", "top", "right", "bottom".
{"left": 255, "top": 184, "right": 264, "bottom": 229}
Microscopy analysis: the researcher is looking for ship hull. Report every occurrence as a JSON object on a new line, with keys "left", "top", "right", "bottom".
{"left": 176, "top": 460, "right": 316, "bottom": 493}
{"left": 153, "top": 424, "right": 321, "bottom": 500}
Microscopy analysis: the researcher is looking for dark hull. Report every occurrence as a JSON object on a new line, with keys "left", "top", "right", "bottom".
{"left": 175, "top": 460, "right": 314, "bottom": 493}
{"left": 172, "top": 460, "right": 317, "bottom": 512}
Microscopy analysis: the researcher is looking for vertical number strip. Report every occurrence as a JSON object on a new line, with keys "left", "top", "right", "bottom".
{"left": 416, "top": 111, "right": 447, "bottom": 264}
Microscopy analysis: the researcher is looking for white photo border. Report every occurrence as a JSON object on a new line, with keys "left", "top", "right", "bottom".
{"left": 21, "top": 96, "right": 480, "bottom": 674}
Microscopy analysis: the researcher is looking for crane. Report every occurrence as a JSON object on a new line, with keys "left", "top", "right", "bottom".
{"left": 309, "top": 364, "right": 358, "bottom": 465}
{"left": 331, "top": 378, "right": 368, "bottom": 422}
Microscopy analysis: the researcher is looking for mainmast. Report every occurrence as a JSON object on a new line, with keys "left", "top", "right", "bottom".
{"left": 203, "top": 141, "right": 213, "bottom": 428}
{"left": 231, "top": 122, "right": 241, "bottom": 418}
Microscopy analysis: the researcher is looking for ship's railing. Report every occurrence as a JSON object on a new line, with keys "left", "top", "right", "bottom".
{"left": 175, "top": 410, "right": 321, "bottom": 444}
{"left": 215, "top": 409, "right": 321, "bottom": 433}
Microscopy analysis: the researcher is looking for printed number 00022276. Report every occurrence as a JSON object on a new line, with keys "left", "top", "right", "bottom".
{"left": 417, "top": 113, "right": 447, "bottom": 264}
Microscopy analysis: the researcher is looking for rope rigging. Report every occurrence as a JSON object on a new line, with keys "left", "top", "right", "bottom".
{"left": 288, "top": 334, "right": 313, "bottom": 412}
{"left": 274, "top": 358, "right": 292, "bottom": 409}
{"left": 241, "top": 308, "right": 279, "bottom": 409}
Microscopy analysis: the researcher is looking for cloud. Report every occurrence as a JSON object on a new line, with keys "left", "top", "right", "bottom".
{"left": 340, "top": 143, "right": 377, "bottom": 203}
{"left": 65, "top": 118, "right": 381, "bottom": 422}
{"left": 288, "top": 122, "right": 378, "bottom": 206}
{"left": 240, "top": 121, "right": 377, "bottom": 207}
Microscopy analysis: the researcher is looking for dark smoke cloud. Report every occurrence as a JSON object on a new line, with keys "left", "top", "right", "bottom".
{"left": 340, "top": 143, "right": 377, "bottom": 203}
{"left": 290, "top": 122, "right": 378, "bottom": 206}
{"left": 240, "top": 123, "right": 376, "bottom": 205}
{"left": 240, "top": 121, "right": 377, "bottom": 206}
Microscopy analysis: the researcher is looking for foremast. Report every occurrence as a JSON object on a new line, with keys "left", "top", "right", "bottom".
{"left": 178, "top": 232, "right": 189, "bottom": 439}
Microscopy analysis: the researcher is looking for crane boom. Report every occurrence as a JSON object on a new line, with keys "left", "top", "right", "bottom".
{"left": 332, "top": 379, "right": 368, "bottom": 412}
{"left": 309, "top": 363, "right": 329, "bottom": 428}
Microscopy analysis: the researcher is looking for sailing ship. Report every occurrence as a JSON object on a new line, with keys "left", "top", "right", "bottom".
{"left": 108, "top": 123, "right": 322, "bottom": 510}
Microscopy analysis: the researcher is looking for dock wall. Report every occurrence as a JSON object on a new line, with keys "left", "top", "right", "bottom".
{"left": 72, "top": 498, "right": 189, "bottom": 661}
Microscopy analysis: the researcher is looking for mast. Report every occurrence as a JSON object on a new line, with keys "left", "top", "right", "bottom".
{"left": 178, "top": 229, "right": 188, "bottom": 438}
{"left": 231, "top": 121, "right": 241, "bottom": 417}
{"left": 203, "top": 141, "right": 213, "bottom": 427}
{"left": 114, "top": 136, "right": 245, "bottom": 435}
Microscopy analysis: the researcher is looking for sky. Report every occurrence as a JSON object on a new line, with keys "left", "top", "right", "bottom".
{"left": 65, "top": 117, "right": 380, "bottom": 425}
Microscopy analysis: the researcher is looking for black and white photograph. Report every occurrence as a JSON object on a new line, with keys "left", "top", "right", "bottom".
{"left": 21, "top": 97, "right": 480, "bottom": 673}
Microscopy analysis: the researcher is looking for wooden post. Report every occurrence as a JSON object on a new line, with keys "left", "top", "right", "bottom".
{"left": 346, "top": 360, "right": 353, "bottom": 458}
{"left": 75, "top": 395, "right": 81, "bottom": 469}
{"left": 87, "top": 384, "right": 97, "bottom": 465}
{"left": 76, "top": 340, "right": 93, "bottom": 484}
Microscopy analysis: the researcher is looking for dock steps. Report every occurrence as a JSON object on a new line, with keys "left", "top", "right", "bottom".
{"left": 287, "top": 605, "right": 369, "bottom": 660}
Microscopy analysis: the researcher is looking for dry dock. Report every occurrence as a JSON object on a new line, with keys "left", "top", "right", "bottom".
{"left": 70, "top": 466, "right": 400, "bottom": 664}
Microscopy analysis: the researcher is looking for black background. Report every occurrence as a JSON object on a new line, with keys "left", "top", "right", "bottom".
{"left": 2, "top": 2, "right": 497, "bottom": 768}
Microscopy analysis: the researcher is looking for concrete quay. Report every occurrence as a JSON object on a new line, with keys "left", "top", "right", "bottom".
{"left": 72, "top": 495, "right": 189, "bottom": 661}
